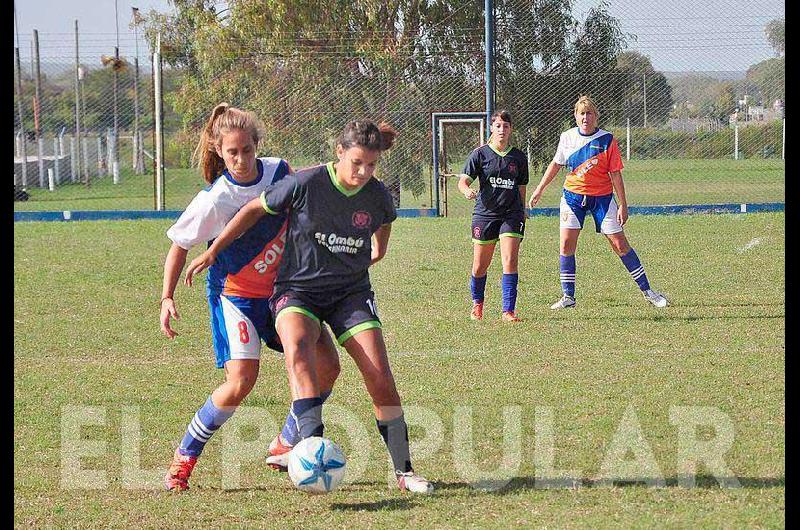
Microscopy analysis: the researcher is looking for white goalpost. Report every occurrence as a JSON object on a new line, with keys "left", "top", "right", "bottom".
{"left": 431, "top": 112, "right": 487, "bottom": 216}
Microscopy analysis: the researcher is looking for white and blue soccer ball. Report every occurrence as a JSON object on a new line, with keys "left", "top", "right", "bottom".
{"left": 287, "top": 436, "right": 346, "bottom": 494}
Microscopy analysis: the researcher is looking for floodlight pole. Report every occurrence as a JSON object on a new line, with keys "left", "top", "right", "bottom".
{"left": 485, "top": 0, "right": 495, "bottom": 140}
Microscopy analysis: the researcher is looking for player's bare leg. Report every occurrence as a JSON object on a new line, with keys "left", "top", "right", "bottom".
{"left": 344, "top": 329, "right": 433, "bottom": 494}
{"left": 470, "top": 242, "right": 496, "bottom": 320}
{"left": 499, "top": 236, "right": 522, "bottom": 321}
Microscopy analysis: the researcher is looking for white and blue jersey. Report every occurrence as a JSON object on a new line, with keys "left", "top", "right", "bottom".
{"left": 167, "top": 157, "right": 290, "bottom": 367}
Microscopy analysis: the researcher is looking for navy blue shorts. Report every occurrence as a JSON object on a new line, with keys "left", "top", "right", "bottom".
{"left": 208, "top": 294, "right": 283, "bottom": 369}
{"left": 270, "top": 288, "right": 381, "bottom": 346}
{"left": 471, "top": 213, "right": 526, "bottom": 244}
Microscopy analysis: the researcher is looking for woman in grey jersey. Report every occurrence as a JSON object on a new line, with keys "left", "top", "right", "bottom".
{"left": 184, "top": 120, "right": 434, "bottom": 494}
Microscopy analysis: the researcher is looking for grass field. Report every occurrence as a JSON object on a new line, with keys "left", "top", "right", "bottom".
{"left": 14, "top": 212, "right": 784, "bottom": 527}
{"left": 14, "top": 158, "right": 785, "bottom": 213}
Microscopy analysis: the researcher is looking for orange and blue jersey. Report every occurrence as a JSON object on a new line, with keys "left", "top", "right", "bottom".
{"left": 554, "top": 128, "right": 624, "bottom": 197}
{"left": 166, "top": 157, "right": 290, "bottom": 299}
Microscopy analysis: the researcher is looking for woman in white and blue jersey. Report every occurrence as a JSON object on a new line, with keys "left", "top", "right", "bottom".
{"left": 160, "top": 104, "right": 341, "bottom": 491}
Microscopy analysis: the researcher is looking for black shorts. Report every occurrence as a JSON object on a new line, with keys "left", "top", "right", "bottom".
{"left": 270, "top": 288, "right": 381, "bottom": 345}
{"left": 471, "top": 213, "right": 526, "bottom": 244}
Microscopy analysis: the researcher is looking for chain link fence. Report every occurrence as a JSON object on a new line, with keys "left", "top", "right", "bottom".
{"left": 14, "top": 0, "right": 784, "bottom": 214}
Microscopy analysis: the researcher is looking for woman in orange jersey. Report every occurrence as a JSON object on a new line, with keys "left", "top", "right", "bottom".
{"left": 528, "top": 95, "right": 668, "bottom": 309}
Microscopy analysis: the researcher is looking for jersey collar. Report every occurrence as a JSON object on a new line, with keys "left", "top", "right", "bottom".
{"left": 327, "top": 162, "right": 365, "bottom": 197}
{"left": 223, "top": 158, "right": 264, "bottom": 187}
{"left": 487, "top": 142, "right": 512, "bottom": 157}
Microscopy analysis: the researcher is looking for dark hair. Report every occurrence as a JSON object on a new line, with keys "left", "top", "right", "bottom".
{"left": 337, "top": 120, "right": 398, "bottom": 152}
{"left": 490, "top": 109, "right": 512, "bottom": 125}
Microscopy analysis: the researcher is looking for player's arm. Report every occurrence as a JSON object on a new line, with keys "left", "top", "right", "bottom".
{"left": 528, "top": 161, "right": 563, "bottom": 207}
{"left": 457, "top": 174, "right": 477, "bottom": 200}
{"left": 160, "top": 242, "right": 188, "bottom": 339}
{"left": 184, "top": 197, "right": 267, "bottom": 286}
{"left": 609, "top": 170, "right": 628, "bottom": 226}
{"left": 371, "top": 223, "right": 392, "bottom": 266}
{"left": 518, "top": 185, "right": 527, "bottom": 218}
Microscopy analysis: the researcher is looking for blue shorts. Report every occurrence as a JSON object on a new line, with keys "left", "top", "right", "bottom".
{"left": 560, "top": 189, "right": 623, "bottom": 234}
{"left": 208, "top": 293, "right": 283, "bottom": 369}
{"left": 471, "top": 213, "right": 526, "bottom": 244}
{"left": 271, "top": 288, "right": 381, "bottom": 346}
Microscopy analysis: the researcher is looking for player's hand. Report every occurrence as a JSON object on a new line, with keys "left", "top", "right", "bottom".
{"left": 528, "top": 186, "right": 544, "bottom": 208}
{"left": 160, "top": 298, "right": 179, "bottom": 339}
{"left": 617, "top": 203, "right": 629, "bottom": 226}
{"left": 463, "top": 188, "right": 477, "bottom": 200}
{"left": 184, "top": 250, "right": 216, "bottom": 287}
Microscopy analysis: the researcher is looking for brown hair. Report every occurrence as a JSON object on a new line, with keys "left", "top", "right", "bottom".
{"left": 490, "top": 109, "right": 512, "bottom": 125}
{"left": 488, "top": 109, "right": 513, "bottom": 145}
{"left": 574, "top": 95, "right": 600, "bottom": 118}
{"left": 336, "top": 120, "right": 397, "bottom": 152}
{"left": 192, "top": 103, "right": 266, "bottom": 184}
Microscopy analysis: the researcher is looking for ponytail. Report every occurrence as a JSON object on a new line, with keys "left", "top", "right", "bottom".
{"left": 337, "top": 120, "right": 398, "bottom": 152}
{"left": 191, "top": 102, "right": 265, "bottom": 184}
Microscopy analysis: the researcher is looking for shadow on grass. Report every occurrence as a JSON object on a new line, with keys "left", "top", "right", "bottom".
{"left": 330, "top": 498, "right": 418, "bottom": 511}
{"left": 433, "top": 475, "right": 784, "bottom": 494}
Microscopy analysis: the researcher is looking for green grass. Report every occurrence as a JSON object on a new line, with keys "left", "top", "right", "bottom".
{"left": 15, "top": 158, "right": 784, "bottom": 213}
{"left": 14, "top": 213, "right": 784, "bottom": 527}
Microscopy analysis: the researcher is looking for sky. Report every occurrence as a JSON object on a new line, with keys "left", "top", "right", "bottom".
{"left": 14, "top": 0, "right": 785, "bottom": 73}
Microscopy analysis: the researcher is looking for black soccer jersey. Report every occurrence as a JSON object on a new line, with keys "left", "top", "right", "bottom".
{"left": 260, "top": 162, "right": 397, "bottom": 296}
{"left": 463, "top": 144, "right": 529, "bottom": 219}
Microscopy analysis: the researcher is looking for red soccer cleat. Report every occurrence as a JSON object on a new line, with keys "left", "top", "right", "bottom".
{"left": 164, "top": 447, "right": 198, "bottom": 492}
{"left": 265, "top": 434, "right": 293, "bottom": 472}
{"left": 470, "top": 302, "right": 484, "bottom": 321}
{"left": 501, "top": 311, "right": 522, "bottom": 322}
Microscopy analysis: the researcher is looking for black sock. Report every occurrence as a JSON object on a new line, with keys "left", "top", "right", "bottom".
{"left": 376, "top": 414, "right": 413, "bottom": 474}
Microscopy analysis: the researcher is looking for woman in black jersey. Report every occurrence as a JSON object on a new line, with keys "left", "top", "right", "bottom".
{"left": 458, "top": 110, "right": 529, "bottom": 322}
{"left": 184, "top": 120, "right": 433, "bottom": 494}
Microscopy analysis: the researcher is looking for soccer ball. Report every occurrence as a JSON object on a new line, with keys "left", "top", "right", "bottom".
{"left": 287, "top": 437, "right": 346, "bottom": 494}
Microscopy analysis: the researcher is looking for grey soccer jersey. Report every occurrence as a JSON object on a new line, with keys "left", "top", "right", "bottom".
{"left": 463, "top": 144, "right": 529, "bottom": 219}
{"left": 260, "top": 162, "right": 397, "bottom": 296}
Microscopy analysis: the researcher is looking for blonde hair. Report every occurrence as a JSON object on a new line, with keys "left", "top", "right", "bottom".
{"left": 192, "top": 103, "right": 266, "bottom": 184}
{"left": 574, "top": 95, "right": 600, "bottom": 119}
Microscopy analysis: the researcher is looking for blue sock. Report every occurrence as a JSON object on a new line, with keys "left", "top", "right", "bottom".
{"left": 470, "top": 275, "right": 487, "bottom": 303}
{"left": 560, "top": 254, "right": 576, "bottom": 297}
{"left": 501, "top": 273, "right": 519, "bottom": 312}
{"left": 620, "top": 248, "right": 650, "bottom": 291}
{"left": 179, "top": 396, "right": 236, "bottom": 457}
{"left": 290, "top": 396, "right": 325, "bottom": 439}
{"left": 281, "top": 390, "right": 331, "bottom": 446}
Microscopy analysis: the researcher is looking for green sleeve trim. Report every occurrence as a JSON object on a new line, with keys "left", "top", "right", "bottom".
{"left": 327, "top": 162, "right": 364, "bottom": 197}
{"left": 275, "top": 306, "right": 321, "bottom": 327}
{"left": 337, "top": 320, "right": 382, "bottom": 345}
{"left": 499, "top": 232, "right": 524, "bottom": 239}
{"left": 472, "top": 238, "right": 499, "bottom": 245}
{"left": 260, "top": 192, "right": 279, "bottom": 215}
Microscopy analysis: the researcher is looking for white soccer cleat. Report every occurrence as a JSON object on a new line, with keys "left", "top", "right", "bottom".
{"left": 396, "top": 471, "right": 434, "bottom": 494}
{"left": 550, "top": 295, "right": 576, "bottom": 310}
{"left": 643, "top": 289, "right": 669, "bottom": 308}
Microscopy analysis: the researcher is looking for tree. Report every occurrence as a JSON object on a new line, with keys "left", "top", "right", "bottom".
{"left": 607, "top": 51, "right": 673, "bottom": 127}
{"left": 765, "top": 18, "right": 784, "bottom": 57}
{"left": 746, "top": 57, "right": 784, "bottom": 106}
{"left": 142, "top": 0, "right": 629, "bottom": 185}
